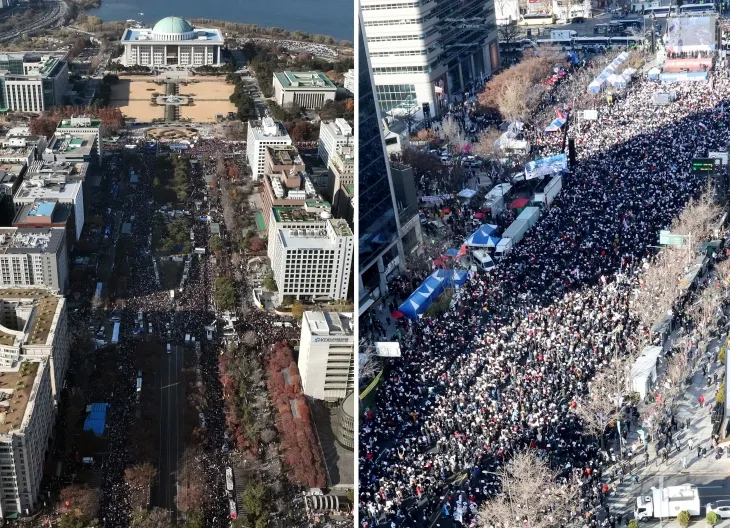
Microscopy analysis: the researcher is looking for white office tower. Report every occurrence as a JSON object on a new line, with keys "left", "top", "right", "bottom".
{"left": 268, "top": 215, "right": 353, "bottom": 301}
{"left": 246, "top": 118, "right": 292, "bottom": 181}
{"left": 0, "top": 228, "right": 69, "bottom": 293}
{"left": 360, "top": 0, "right": 499, "bottom": 119}
{"left": 317, "top": 118, "right": 353, "bottom": 166}
{"left": 298, "top": 311, "right": 354, "bottom": 401}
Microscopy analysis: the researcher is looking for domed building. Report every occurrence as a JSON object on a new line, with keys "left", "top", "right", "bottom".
{"left": 119, "top": 16, "right": 223, "bottom": 68}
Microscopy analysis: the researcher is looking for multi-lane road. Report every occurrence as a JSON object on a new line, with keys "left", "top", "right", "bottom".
{"left": 0, "top": 0, "right": 68, "bottom": 43}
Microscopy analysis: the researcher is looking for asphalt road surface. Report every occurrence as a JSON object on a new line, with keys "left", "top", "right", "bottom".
{"left": 158, "top": 338, "right": 183, "bottom": 514}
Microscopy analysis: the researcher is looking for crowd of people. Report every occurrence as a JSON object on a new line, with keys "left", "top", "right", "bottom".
{"left": 359, "top": 64, "right": 730, "bottom": 527}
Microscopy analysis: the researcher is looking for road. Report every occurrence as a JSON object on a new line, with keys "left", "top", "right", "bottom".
{"left": 158, "top": 338, "right": 183, "bottom": 514}
{"left": 0, "top": 0, "right": 67, "bottom": 43}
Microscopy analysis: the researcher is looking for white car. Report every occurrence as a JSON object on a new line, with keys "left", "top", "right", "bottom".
{"left": 707, "top": 501, "right": 730, "bottom": 519}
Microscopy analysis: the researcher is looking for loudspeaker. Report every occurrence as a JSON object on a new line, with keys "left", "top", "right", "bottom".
{"left": 568, "top": 138, "right": 576, "bottom": 166}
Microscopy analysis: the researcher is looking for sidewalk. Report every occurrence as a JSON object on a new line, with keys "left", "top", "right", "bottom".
{"left": 605, "top": 335, "right": 728, "bottom": 516}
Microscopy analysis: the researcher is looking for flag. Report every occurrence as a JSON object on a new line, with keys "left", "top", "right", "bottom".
{"left": 456, "top": 244, "right": 467, "bottom": 260}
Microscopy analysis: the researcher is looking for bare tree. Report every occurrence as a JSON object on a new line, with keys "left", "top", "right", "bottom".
{"left": 441, "top": 116, "right": 469, "bottom": 155}
{"left": 472, "top": 127, "right": 502, "bottom": 159}
{"left": 476, "top": 451, "right": 579, "bottom": 528}
{"left": 571, "top": 357, "right": 629, "bottom": 450}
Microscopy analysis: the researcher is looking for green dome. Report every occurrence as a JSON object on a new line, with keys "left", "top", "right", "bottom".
{"left": 152, "top": 16, "right": 193, "bottom": 34}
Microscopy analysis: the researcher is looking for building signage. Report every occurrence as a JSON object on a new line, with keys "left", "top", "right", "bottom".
{"left": 313, "top": 337, "right": 352, "bottom": 343}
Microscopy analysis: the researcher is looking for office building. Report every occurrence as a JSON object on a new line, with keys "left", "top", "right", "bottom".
{"left": 358, "top": 15, "right": 422, "bottom": 315}
{"left": 54, "top": 117, "right": 103, "bottom": 160}
{"left": 13, "top": 179, "right": 83, "bottom": 241}
{"left": 336, "top": 392, "right": 355, "bottom": 450}
{"left": 0, "top": 357, "right": 54, "bottom": 516}
{"left": 360, "top": 0, "right": 499, "bottom": 119}
{"left": 246, "top": 118, "right": 292, "bottom": 181}
{"left": 272, "top": 71, "right": 337, "bottom": 109}
{"left": 267, "top": 209, "right": 353, "bottom": 302}
{"left": 119, "top": 16, "right": 224, "bottom": 68}
{"left": 44, "top": 133, "right": 97, "bottom": 164}
{"left": 1, "top": 128, "right": 48, "bottom": 162}
{"left": 343, "top": 68, "right": 355, "bottom": 93}
{"left": 0, "top": 54, "right": 68, "bottom": 114}
{"left": 297, "top": 311, "right": 354, "bottom": 401}
{"left": 0, "top": 228, "right": 68, "bottom": 293}
{"left": 317, "top": 118, "right": 353, "bottom": 167}
{"left": 260, "top": 146, "right": 326, "bottom": 230}
{"left": 327, "top": 144, "right": 354, "bottom": 228}
{"left": 12, "top": 201, "right": 74, "bottom": 249}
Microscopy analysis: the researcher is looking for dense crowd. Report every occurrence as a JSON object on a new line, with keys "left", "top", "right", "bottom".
{"left": 359, "top": 67, "right": 730, "bottom": 527}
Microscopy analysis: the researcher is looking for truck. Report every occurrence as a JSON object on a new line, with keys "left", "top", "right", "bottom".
{"left": 634, "top": 485, "right": 700, "bottom": 521}
{"left": 551, "top": 29, "right": 577, "bottom": 40}
{"left": 495, "top": 238, "right": 514, "bottom": 258}
{"left": 533, "top": 175, "right": 563, "bottom": 208}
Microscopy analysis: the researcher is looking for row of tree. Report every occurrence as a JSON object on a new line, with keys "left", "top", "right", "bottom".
{"left": 29, "top": 106, "right": 125, "bottom": 137}
{"left": 267, "top": 341, "right": 327, "bottom": 488}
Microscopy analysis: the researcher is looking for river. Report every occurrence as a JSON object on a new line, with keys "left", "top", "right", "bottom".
{"left": 86, "top": 0, "right": 353, "bottom": 41}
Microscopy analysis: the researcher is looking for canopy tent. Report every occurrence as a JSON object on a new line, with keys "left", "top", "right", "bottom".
{"left": 398, "top": 270, "right": 468, "bottom": 319}
{"left": 631, "top": 346, "right": 662, "bottom": 400}
{"left": 544, "top": 117, "right": 566, "bottom": 133}
{"left": 510, "top": 197, "right": 530, "bottom": 209}
{"left": 647, "top": 67, "right": 661, "bottom": 79}
{"left": 83, "top": 403, "right": 108, "bottom": 436}
{"left": 607, "top": 73, "right": 628, "bottom": 89}
{"left": 466, "top": 224, "right": 500, "bottom": 247}
{"left": 445, "top": 248, "right": 460, "bottom": 257}
{"left": 587, "top": 51, "right": 629, "bottom": 94}
{"left": 457, "top": 188, "right": 477, "bottom": 199}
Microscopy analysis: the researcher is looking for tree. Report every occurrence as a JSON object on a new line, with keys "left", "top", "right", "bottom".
{"left": 177, "top": 449, "right": 205, "bottom": 513}
{"left": 677, "top": 510, "right": 690, "bottom": 527}
{"left": 125, "top": 462, "right": 158, "bottom": 508}
{"left": 571, "top": 358, "right": 629, "bottom": 449}
{"left": 60, "top": 485, "right": 100, "bottom": 522}
{"left": 472, "top": 127, "right": 502, "bottom": 160}
{"left": 131, "top": 507, "right": 173, "bottom": 528}
{"left": 59, "top": 515, "right": 86, "bottom": 528}
{"left": 263, "top": 274, "right": 277, "bottom": 291}
{"left": 478, "top": 55, "right": 556, "bottom": 121}
{"left": 707, "top": 511, "right": 720, "bottom": 526}
{"left": 214, "top": 277, "right": 236, "bottom": 310}
{"left": 477, "top": 451, "right": 579, "bottom": 528}
{"left": 209, "top": 234, "right": 223, "bottom": 254}
{"left": 498, "top": 23, "right": 520, "bottom": 49}
{"left": 291, "top": 303, "right": 305, "bottom": 319}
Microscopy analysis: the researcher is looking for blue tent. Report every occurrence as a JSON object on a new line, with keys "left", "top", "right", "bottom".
{"left": 434, "top": 269, "right": 468, "bottom": 287}
{"left": 544, "top": 117, "right": 566, "bottom": 133}
{"left": 445, "top": 248, "right": 459, "bottom": 257}
{"left": 399, "top": 270, "right": 468, "bottom": 319}
{"left": 465, "top": 225, "right": 498, "bottom": 247}
{"left": 83, "top": 403, "right": 108, "bottom": 436}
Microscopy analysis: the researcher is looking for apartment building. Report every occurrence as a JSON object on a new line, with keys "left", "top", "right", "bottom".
{"left": 0, "top": 228, "right": 68, "bottom": 293}
{"left": 246, "top": 118, "right": 292, "bottom": 181}
{"left": 317, "top": 118, "right": 353, "bottom": 167}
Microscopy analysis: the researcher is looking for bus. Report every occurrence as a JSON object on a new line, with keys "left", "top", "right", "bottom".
{"left": 571, "top": 36, "right": 612, "bottom": 50}
{"left": 643, "top": 5, "right": 678, "bottom": 17}
{"left": 594, "top": 23, "right": 611, "bottom": 34}
{"left": 610, "top": 35, "right": 646, "bottom": 48}
{"left": 536, "top": 37, "right": 574, "bottom": 49}
{"left": 518, "top": 13, "right": 556, "bottom": 25}
{"left": 614, "top": 18, "right": 642, "bottom": 30}
{"left": 679, "top": 3, "right": 716, "bottom": 13}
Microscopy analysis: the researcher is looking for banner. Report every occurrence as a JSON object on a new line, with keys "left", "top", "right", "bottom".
{"left": 421, "top": 195, "right": 453, "bottom": 202}
{"left": 524, "top": 153, "right": 568, "bottom": 180}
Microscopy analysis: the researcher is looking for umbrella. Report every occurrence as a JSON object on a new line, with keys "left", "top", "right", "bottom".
{"left": 474, "top": 212, "right": 485, "bottom": 219}
{"left": 391, "top": 311, "right": 404, "bottom": 319}
{"left": 445, "top": 248, "right": 459, "bottom": 257}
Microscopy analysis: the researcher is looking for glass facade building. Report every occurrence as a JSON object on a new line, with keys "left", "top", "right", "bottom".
{"left": 358, "top": 14, "right": 399, "bottom": 275}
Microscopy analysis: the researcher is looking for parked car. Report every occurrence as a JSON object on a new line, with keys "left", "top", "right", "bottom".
{"left": 707, "top": 501, "right": 730, "bottom": 519}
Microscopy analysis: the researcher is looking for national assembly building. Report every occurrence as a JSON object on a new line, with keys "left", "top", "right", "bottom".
{"left": 119, "top": 16, "right": 224, "bottom": 69}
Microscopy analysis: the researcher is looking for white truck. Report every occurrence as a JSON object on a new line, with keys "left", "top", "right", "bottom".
{"left": 533, "top": 175, "right": 563, "bottom": 208}
{"left": 551, "top": 29, "right": 577, "bottom": 40}
{"left": 634, "top": 485, "right": 700, "bottom": 521}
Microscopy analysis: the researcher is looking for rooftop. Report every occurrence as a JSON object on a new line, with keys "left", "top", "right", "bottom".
{"left": 304, "top": 311, "right": 354, "bottom": 336}
{"left": 329, "top": 218, "right": 352, "bottom": 237}
{"left": 0, "top": 145, "right": 33, "bottom": 160}
{"left": 279, "top": 227, "right": 337, "bottom": 250}
{"left": 248, "top": 118, "right": 290, "bottom": 140}
{"left": 29, "top": 160, "right": 88, "bottom": 181}
{"left": 0, "top": 360, "right": 42, "bottom": 435}
{"left": 0, "top": 163, "right": 25, "bottom": 185}
{"left": 274, "top": 71, "right": 337, "bottom": 91}
{"left": 0, "top": 288, "right": 61, "bottom": 347}
{"left": 0, "top": 56, "right": 64, "bottom": 79}
{"left": 267, "top": 145, "right": 303, "bottom": 166}
{"left": 321, "top": 119, "right": 353, "bottom": 138}
{"left": 121, "top": 18, "right": 223, "bottom": 42}
{"left": 0, "top": 228, "right": 64, "bottom": 255}
{"left": 14, "top": 200, "right": 72, "bottom": 226}
{"left": 272, "top": 206, "right": 330, "bottom": 223}
{"left": 46, "top": 134, "right": 96, "bottom": 157}
{"left": 15, "top": 179, "right": 82, "bottom": 202}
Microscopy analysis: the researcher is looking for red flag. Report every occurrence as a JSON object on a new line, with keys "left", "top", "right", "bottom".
{"left": 456, "top": 244, "right": 467, "bottom": 260}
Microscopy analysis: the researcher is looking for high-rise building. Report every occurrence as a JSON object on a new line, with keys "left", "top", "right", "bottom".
{"left": 13, "top": 179, "right": 84, "bottom": 241}
{"left": 246, "top": 118, "right": 292, "bottom": 181}
{"left": 0, "top": 228, "right": 68, "bottom": 293}
{"left": 358, "top": 14, "right": 422, "bottom": 315}
{"left": 0, "top": 54, "right": 68, "bottom": 114}
{"left": 267, "top": 209, "right": 353, "bottom": 302}
{"left": 297, "top": 311, "right": 354, "bottom": 401}
{"left": 318, "top": 118, "right": 354, "bottom": 166}
{"left": 360, "top": 0, "right": 499, "bottom": 119}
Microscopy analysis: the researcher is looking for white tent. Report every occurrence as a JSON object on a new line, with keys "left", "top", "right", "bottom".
{"left": 631, "top": 346, "right": 663, "bottom": 400}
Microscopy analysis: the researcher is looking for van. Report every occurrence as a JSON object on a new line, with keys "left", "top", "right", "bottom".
{"left": 167, "top": 343, "right": 171, "bottom": 354}
{"left": 137, "top": 310, "right": 143, "bottom": 322}
{"left": 185, "top": 334, "right": 191, "bottom": 343}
